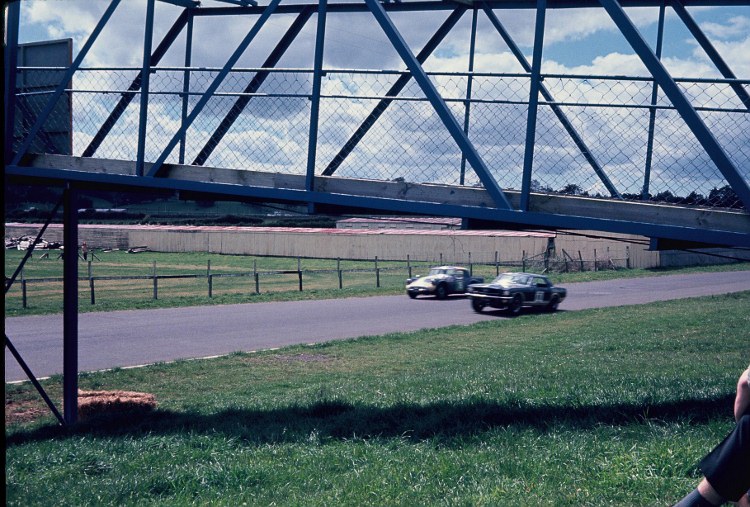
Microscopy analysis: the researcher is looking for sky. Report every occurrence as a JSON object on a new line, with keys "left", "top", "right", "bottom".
{"left": 11, "top": 0, "right": 750, "bottom": 198}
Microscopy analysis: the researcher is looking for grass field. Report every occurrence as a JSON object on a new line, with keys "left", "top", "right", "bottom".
{"left": 6, "top": 289, "right": 750, "bottom": 506}
{"left": 6, "top": 249, "right": 750, "bottom": 317}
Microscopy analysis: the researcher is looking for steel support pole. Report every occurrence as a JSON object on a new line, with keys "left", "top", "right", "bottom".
{"left": 5, "top": 335, "right": 66, "bottom": 426}
{"left": 136, "top": 0, "right": 156, "bottom": 176}
{"left": 322, "top": 7, "right": 466, "bottom": 176}
{"left": 179, "top": 12, "right": 195, "bottom": 165}
{"left": 63, "top": 185, "right": 79, "bottom": 426}
{"left": 482, "top": 3, "right": 620, "bottom": 198}
{"left": 11, "top": 0, "right": 122, "bottom": 166}
{"left": 460, "top": 9, "right": 478, "bottom": 186}
{"left": 148, "top": 0, "right": 283, "bottom": 177}
{"left": 306, "top": 0, "right": 328, "bottom": 213}
{"left": 520, "top": 0, "right": 546, "bottom": 211}
{"left": 4, "top": 1, "right": 21, "bottom": 165}
{"left": 672, "top": 0, "right": 750, "bottom": 110}
{"left": 364, "top": 0, "right": 512, "bottom": 209}
{"left": 193, "top": 7, "right": 314, "bottom": 166}
{"left": 642, "top": 0, "right": 665, "bottom": 200}
{"left": 599, "top": 0, "right": 750, "bottom": 211}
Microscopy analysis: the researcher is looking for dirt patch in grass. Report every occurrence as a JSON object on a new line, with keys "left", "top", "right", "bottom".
{"left": 242, "top": 353, "right": 335, "bottom": 365}
{"left": 5, "top": 398, "right": 48, "bottom": 425}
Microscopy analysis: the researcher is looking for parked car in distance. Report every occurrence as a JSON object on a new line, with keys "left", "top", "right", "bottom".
{"left": 466, "top": 272, "right": 566, "bottom": 315}
{"left": 406, "top": 266, "right": 484, "bottom": 300}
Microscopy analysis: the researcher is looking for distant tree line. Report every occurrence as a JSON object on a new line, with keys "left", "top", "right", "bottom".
{"left": 532, "top": 181, "right": 743, "bottom": 210}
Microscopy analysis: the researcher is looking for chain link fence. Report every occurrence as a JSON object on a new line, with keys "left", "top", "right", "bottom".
{"left": 12, "top": 66, "right": 750, "bottom": 209}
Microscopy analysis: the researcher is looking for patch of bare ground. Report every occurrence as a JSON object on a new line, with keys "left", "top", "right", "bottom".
{"left": 5, "top": 398, "right": 49, "bottom": 425}
{"left": 243, "top": 353, "right": 335, "bottom": 365}
{"left": 7, "top": 390, "right": 159, "bottom": 426}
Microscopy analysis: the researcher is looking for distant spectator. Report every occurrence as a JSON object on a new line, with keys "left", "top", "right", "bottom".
{"left": 82, "top": 241, "right": 88, "bottom": 261}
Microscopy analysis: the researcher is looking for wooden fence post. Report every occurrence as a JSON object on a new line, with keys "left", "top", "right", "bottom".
{"left": 207, "top": 260, "right": 212, "bottom": 298}
{"left": 152, "top": 261, "right": 158, "bottom": 300}
{"left": 407, "top": 254, "right": 412, "bottom": 278}
{"left": 594, "top": 249, "right": 598, "bottom": 272}
{"left": 375, "top": 256, "right": 380, "bottom": 288}
{"left": 495, "top": 251, "right": 499, "bottom": 276}
{"left": 254, "top": 259, "right": 259, "bottom": 294}
{"left": 88, "top": 260, "right": 95, "bottom": 305}
{"left": 626, "top": 245, "right": 631, "bottom": 269}
{"left": 522, "top": 250, "right": 526, "bottom": 272}
{"left": 578, "top": 250, "right": 584, "bottom": 272}
{"left": 21, "top": 267, "right": 27, "bottom": 309}
{"left": 337, "top": 258, "right": 342, "bottom": 289}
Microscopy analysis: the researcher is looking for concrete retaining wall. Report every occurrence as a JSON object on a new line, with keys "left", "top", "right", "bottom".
{"left": 6, "top": 223, "right": 747, "bottom": 268}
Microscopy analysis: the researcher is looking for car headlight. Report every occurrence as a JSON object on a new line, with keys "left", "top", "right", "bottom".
{"left": 502, "top": 290, "right": 510, "bottom": 296}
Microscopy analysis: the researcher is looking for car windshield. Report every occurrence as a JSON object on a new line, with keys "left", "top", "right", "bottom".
{"left": 493, "top": 273, "right": 529, "bottom": 285}
{"left": 428, "top": 268, "right": 448, "bottom": 276}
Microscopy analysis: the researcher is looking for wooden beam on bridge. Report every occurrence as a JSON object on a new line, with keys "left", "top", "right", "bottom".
{"left": 18, "top": 154, "right": 750, "bottom": 241}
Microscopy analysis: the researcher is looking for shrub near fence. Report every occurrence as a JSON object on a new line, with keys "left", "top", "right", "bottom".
{"left": 5, "top": 248, "right": 629, "bottom": 312}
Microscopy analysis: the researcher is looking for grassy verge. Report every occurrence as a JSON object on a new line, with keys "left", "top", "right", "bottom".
{"left": 6, "top": 249, "right": 750, "bottom": 317}
{"left": 6, "top": 292, "right": 750, "bottom": 506}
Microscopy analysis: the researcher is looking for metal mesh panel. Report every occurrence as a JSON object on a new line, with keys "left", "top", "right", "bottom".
{"left": 12, "top": 66, "right": 750, "bottom": 209}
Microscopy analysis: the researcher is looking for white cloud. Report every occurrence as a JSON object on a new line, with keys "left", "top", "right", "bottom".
{"left": 700, "top": 15, "right": 750, "bottom": 40}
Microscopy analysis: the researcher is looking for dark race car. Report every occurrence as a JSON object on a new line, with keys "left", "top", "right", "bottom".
{"left": 466, "top": 272, "right": 566, "bottom": 315}
{"left": 406, "top": 266, "right": 483, "bottom": 300}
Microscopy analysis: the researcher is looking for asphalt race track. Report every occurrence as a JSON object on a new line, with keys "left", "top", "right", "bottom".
{"left": 6, "top": 270, "right": 750, "bottom": 382}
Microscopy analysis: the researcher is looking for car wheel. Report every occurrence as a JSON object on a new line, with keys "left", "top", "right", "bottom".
{"left": 546, "top": 295, "right": 560, "bottom": 312}
{"left": 471, "top": 298, "right": 486, "bottom": 313}
{"left": 435, "top": 284, "right": 448, "bottom": 300}
{"left": 407, "top": 291, "right": 417, "bottom": 299}
{"left": 508, "top": 294, "right": 523, "bottom": 316}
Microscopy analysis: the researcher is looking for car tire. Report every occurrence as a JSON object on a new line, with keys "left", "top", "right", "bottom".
{"left": 407, "top": 292, "right": 417, "bottom": 299}
{"left": 508, "top": 294, "right": 523, "bottom": 316}
{"left": 546, "top": 295, "right": 560, "bottom": 312}
{"left": 435, "top": 284, "right": 448, "bottom": 300}
{"left": 471, "top": 298, "right": 486, "bottom": 313}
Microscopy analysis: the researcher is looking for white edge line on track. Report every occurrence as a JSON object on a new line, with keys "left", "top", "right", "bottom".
{"left": 5, "top": 343, "right": 321, "bottom": 385}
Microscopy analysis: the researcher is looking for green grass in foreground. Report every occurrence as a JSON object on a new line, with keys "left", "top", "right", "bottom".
{"left": 6, "top": 249, "right": 750, "bottom": 316}
{"left": 6, "top": 292, "right": 750, "bottom": 506}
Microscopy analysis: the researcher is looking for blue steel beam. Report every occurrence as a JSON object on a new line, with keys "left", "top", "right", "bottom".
{"left": 305, "top": 0, "right": 328, "bottom": 211}
{"left": 147, "top": 0, "right": 283, "bottom": 177}
{"left": 179, "top": 13, "right": 194, "bottom": 164}
{"left": 598, "top": 0, "right": 750, "bottom": 211}
{"left": 191, "top": 1, "right": 748, "bottom": 17}
{"left": 5, "top": 335, "right": 66, "bottom": 426}
{"left": 192, "top": 6, "right": 315, "bottom": 166}
{"left": 11, "top": 0, "right": 122, "bottom": 166}
{"left": 4, "top": 1, "right": 20, "bottom": 165}
{"left": 482, "top": 2, "right": 621, "bottom": 199}
{"left": 672, "top": 0, "right": 750, "bottom": 111}
{"left": 459, "top": 8, "right": 478, "bottom": 186}
{"left": 642, "top": 0, "right": 665, "bottom": 199}
{"left": 136, "top": 0, "right": 157, "bottom": 176}
{"left": 62, "top": 185, "right": 79, "bottom": 426}
{"left": 82, "top": 10, "right": 189, "bottom": 158}
{"left": 521, "top": 0, "right": 547, "bottom": 211}
{"left": 7, "top": 163, "right": 748, "bottom": 247}
{"left": 364, "top": 0, "right": 512, "bottom": 209}
{"left": 322, "top": 6, "right": 466, "bottom": 176}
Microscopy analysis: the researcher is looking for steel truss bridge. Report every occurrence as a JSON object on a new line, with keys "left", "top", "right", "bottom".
{"left": 4, "top": 0, "right": 750, "bottom": 425}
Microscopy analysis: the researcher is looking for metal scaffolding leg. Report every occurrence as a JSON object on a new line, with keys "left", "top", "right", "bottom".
{"left": 63, "top": 185, "right": 79, "bottom": 426}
